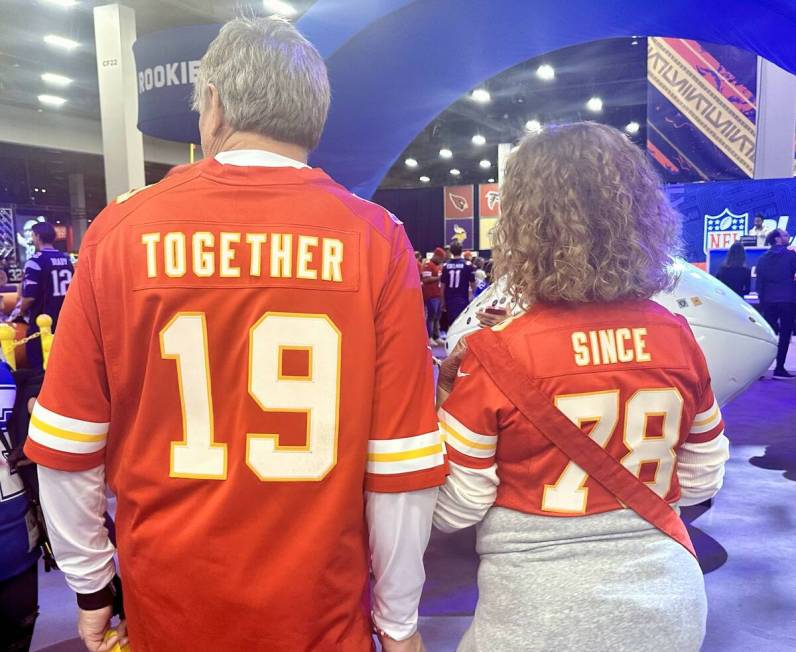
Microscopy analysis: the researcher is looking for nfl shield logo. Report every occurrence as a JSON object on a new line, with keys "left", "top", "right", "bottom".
{"left": 704, "top": 208, "right": 748, "bottom": 253}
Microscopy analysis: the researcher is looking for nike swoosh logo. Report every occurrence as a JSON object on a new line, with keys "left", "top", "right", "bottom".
{"left": 456, "top": 370, "right": 470, "bottom": 377}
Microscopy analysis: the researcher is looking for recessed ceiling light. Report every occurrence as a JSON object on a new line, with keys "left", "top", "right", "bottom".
{"left": 419, "top": 176, "right": 430, "bottom": 183}
{"left": 439, "top": 148, "right": 453, "bottom": 159}
{"left": 43, "top": 0, "right": 78, "bottom": 6}
{"left": 479, "top": 160, "right": 491, "bottom": 169}
{"left": 625, "top": 121, "right": 641, "bottom": 135}
{"left": 41, "top": 188, "right": 47, "bottom": 193}
{"left": 41, "top": 72, "right": 73, "bottom": 86}
{"left": 405, "top": 157, "right": 418, "bottom": 168}
{"left": 525, "top": 119, "right": 542, "bottom": 133}
{"left": 471, "top": 134, "right": 486, "bottom": 146}
{"left": 631, "top": 39, "right": 639, "bottom": 46}
{"left": 586, "top": 96, "right": 603, "bottom": 112}
{"left": 449, "top": 169, "right": 461, "bottom": 177}
{"left": 43, "top": 34, "right": 79, "bottom": 50}
{"left": 488, "top": 178, "right": 495, "bottom": 183}
{"left": 263, "top": 0, "right": 297, "bottom": 16}
{"left": 471, "top": 88, "right": 491, "bottom": 103}
{"left": 536, "top": 64, "right": 555, "bottom": 81}
{"left": 38, "top": 94, "right": 67, "bottom": 107}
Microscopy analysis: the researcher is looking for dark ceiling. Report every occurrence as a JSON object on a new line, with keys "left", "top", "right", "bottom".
{"left": 380, "top": 37, "right": 648, "bottom": 189}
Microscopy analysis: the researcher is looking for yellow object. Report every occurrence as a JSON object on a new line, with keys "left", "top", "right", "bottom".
{"left": 0, "top": 323, "right": 16, "bottom": 370}
{"left": 103, "top": 629, "right": 132, "bottom": 652}
{"left": 189, "top": 142, "right": 196, "bottom": 164}
{"left": 37, "top": 314, "right": 54, "bottom": 370}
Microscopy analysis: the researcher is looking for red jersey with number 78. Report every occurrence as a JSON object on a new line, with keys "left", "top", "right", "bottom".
{"left": 439, "top": 301, "right": 724, "bottom": 516}
{"left": 24, "top": 159, "right": 446, "bottom": 652}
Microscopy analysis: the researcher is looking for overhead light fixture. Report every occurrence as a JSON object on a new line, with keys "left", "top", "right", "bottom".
{"left": 471, "top": 134, "right": 486, "bottom": 146}
{"left": 586, "top": 96, "right": 603, "bottom": 112}
{"left": 471, "top": 88, "right": 491, "bottom": 103}
{"left": 536, "top": 64, "right": 555, "bottom": 81}
{"left": 43, "top": 0, "right": 78, "bottom": 6}
{"left": 41, "top": 72, "right": 73, "bottom": 86}
{"left": 419, "top": 176, "right": 430, "bottom": 183}
{"left": 43, "top": 34, "right": 79, "bottom": 50}
{"left": 41, "top": 188, "right": 47, "bottom": 193}
{"left": 405, "top": 157, "right": 418, "bottom": 168}
{"left": 631, "top": 39, "right": 639, "bottom": 46}
{"left": 449, "top": 169, "right": 461, "bottom": 177}
{"left": 479, "top": 160, "right": 491, "bottom": 169}
{"left": 488, "top": 178, "right": 495, "bottom": 183}
{"left": 263, "top": 0, "right": 297, "bottom": 16}
{"left": 625, "top": 121, "right": 641, "bottom": 135}
{"left": 38, "top": 94, "right": 67, "bottom": 107}
{"left": 525, "top": 119, "right": 542, "bottom": 134}
{"left": 439, "top": 148, "right": 453, "bottom": 159}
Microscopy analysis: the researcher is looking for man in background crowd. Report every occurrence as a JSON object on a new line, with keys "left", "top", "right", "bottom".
{"left": 441, "top": 241, "right": 475, "bottom": 328}
{"left": 757, "top": 228, "right": 796, "bottom": 378}
{"left": 750, "top": 214, "right": 772, "bottom": 248}
{"left": 422, "top": 248, "right": 445, "bottom": 345}
{"left": 18, "top": 223, "right": 73, "bottom": 370}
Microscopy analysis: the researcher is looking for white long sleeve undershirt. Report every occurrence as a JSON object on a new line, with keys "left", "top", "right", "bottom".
{"left": 676, "top": 433, "right": 730, "bottom": 506}
{"left": 37, "top": 463, "right": 437, "bottom": 640}
{"left": 433, "top": 461, "right": 499, "bottom": 532}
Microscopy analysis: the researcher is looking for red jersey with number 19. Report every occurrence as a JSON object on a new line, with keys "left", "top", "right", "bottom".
{"left": 439, "top": 301, "right": 724, "bottom": 516}
{"left": 24, "top": 159, "right": 446, "bottom": 651}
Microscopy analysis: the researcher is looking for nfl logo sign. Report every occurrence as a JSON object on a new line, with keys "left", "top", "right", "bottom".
{"left": 704, "top": 208, "right": 748, "bottom": 253}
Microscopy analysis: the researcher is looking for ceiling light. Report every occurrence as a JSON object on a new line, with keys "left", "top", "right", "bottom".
{"left": 471, "top": 134, "right": 486, "bottom": 146}
{"left": 631, "top": 39, "right": 639, "bottom": 46}
{"left": 439, "top": 148, "right": 453, "bottom": 159}
{"left": 525, "top": 119, "right": 542, "bottom": 133}
{"left": 44, "top": 34, "right": 79, "bottom": 50}
{"left": 419, "top": 176, "right": 430, "bottom": 183}
{"left": 586, "top": 96, "right": 603, "bottom": 112}
{"left": 625, "top": 121, "right": 641, "bottom": 135}
{"left": 41, "top": 188, "right": 47, "bottom": 193}
{"left": 488, "top": 178, "right": 495, "bottom": 183}
{"left": 449, "top": 169, "right": 461, "bottom": 177}
{"left": 405, "top": 157, "right": 418, "bottom": 168}
{"left": 263, "top": 0, "right": 297, "bottom": 16}
{"left": 471, "top": 88, "right": 491, "bottom": 103}
{"left": 479, "top": 160, "right": 491, "bottom": 169}
{"left": 43, "top": 0, "right": 78, "bottom": 6}
{"left": 41, "top": 72, "right": 73, "bottom": 86}
{"left": 38, "top": 94, "right": 67, "bottom": 107}
{"left": 536, "top": 64, "right": 555, "bottom": 81}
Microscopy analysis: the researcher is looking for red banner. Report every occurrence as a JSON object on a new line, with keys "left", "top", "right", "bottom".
{"left": 444, "top": 185, "right": 474, "bottom": 219}
{"left": 478, "top": 183, "right": 500, "bottom": 217}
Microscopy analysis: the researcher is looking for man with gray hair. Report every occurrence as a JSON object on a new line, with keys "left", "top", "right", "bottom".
{"left": 25, "top": 16, "right": 443, "bottom": 652}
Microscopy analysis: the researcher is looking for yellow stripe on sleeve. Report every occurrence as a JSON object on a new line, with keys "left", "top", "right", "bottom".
{"left": 440, "top": 421, "right": 495, "bottom": 451}
{"left": 367, "top": 443, "right": 443, "bottom": 463}
{"left": 692, "top": 405, "right": 720, "bottom": 428}
{"left": 30, "top": 414, "right": 107, "bottom": 443}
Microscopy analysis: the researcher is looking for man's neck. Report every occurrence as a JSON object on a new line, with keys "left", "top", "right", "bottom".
{"left": 214, "top": 132, "right": 309, "bottom": 164}
{"left": 38, "top": 245, "right": 56, "bottom": 251}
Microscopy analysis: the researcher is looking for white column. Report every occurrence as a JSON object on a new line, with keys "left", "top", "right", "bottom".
{"left": 754, "top": 57, "right": 796, "bottom": 179}
{"left": 93, "top": 3, "right": 145, "bottom": 203}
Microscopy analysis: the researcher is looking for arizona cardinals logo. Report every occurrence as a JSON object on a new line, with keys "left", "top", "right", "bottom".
{"left": 448, "top": 193, "right": 469, "bottom": 213}
{"left": 486, "top": 190, "right": 500, "bottom": 211}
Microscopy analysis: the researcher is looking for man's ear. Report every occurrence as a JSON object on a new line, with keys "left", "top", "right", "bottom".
{"left": 206, "top": 83, "right": 226, "bottom": 136}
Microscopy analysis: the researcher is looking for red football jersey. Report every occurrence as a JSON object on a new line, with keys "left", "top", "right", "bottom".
{"left": 440, "top": 301, "right": 724, "bottom": 516}
{"left": 421, "top": 260, "right": 442, "bottom": 300}
{"left": 24, "top": 159, "right": 446, "bottom": 651}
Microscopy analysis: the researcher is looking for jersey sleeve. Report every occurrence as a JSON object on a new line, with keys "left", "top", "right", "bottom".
{"left": 438, "top": 352, "right": 508, "bottom": 469}
{"left": 365, "top": 229, "right": 447, "bottom": 492}
{"left": 687, "top": 385, "right": 724, "bottom": 443}
{"left": 21, "top": 255, "right": 43, "bottom": 299}
{"left": 24, "top": 252, "right": 110, "bottom": 471}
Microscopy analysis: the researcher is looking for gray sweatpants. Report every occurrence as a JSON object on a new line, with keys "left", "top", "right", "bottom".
{"left": 458, "top": 507, "right": 706, "bottom": 652}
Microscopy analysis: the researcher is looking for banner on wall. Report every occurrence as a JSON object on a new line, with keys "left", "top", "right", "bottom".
{"left": 444, "top": 185, "right": 474, "bottom": 248}
{"left": 647, "top": 37, "right": 758, "bottom": 183}
{"left": 665, "top": 177, "right": 796, "bottom": 262}
{"left": 478, "top": 183, "right": 500, "bottom": 250}
{"left": 0, "top": 206, "right": 21, "bottom": 282}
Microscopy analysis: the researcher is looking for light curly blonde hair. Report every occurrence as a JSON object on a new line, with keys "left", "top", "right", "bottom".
{"left": 492, "top": 122, "right": 681, "bottom": 307}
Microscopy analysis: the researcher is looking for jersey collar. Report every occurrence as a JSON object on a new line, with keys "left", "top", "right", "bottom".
{"left": 214, "top": 149, "right": 309, "bottom": 169}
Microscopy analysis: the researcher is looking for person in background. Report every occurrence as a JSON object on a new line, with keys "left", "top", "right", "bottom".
{"left": 0, "top": 269, "right": 17, "bottom": 294}
{"left": 433, "top": 123, "right": 729, "bottom": 652}
{"left": 422, "top": 248, "right": 445, "bottom": 345}
{"left": 0, "top": 362, "right": 39, "bottom": 652}
{"left": 414, "top": 251, "right": 423, "bottom": 277}
{"left": 24, "top": 16, "right": 443, "bottom": 652}
{"left": 750, "top": 215, "right": 771, "bottom": 248}
{"left": 441, "top": 241, "right": 476, "bottom": 328}
{"left": 716, "top": 242, "right": 751, "bottom": 297}
{"left": 756, "top": 229, "right": 796, "bottom": 378}
{"left": 18, "top": 223, "right": 74, "bottom": 370}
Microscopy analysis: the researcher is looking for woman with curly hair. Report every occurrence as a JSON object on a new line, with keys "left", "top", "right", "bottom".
{"left": 433, "top": 123, "right": 730, "bottom": 652}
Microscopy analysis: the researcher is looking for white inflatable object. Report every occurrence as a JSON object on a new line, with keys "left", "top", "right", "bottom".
{"left": 445, "top": 260, "right": 777, "bottom": 406}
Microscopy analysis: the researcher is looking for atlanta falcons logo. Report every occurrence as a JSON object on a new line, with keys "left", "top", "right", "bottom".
{"left": 448, "top": 192, "right": 469, "bottom": 212}
{"left": 486, "top": 190, "right": 500, "bottom": 211}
